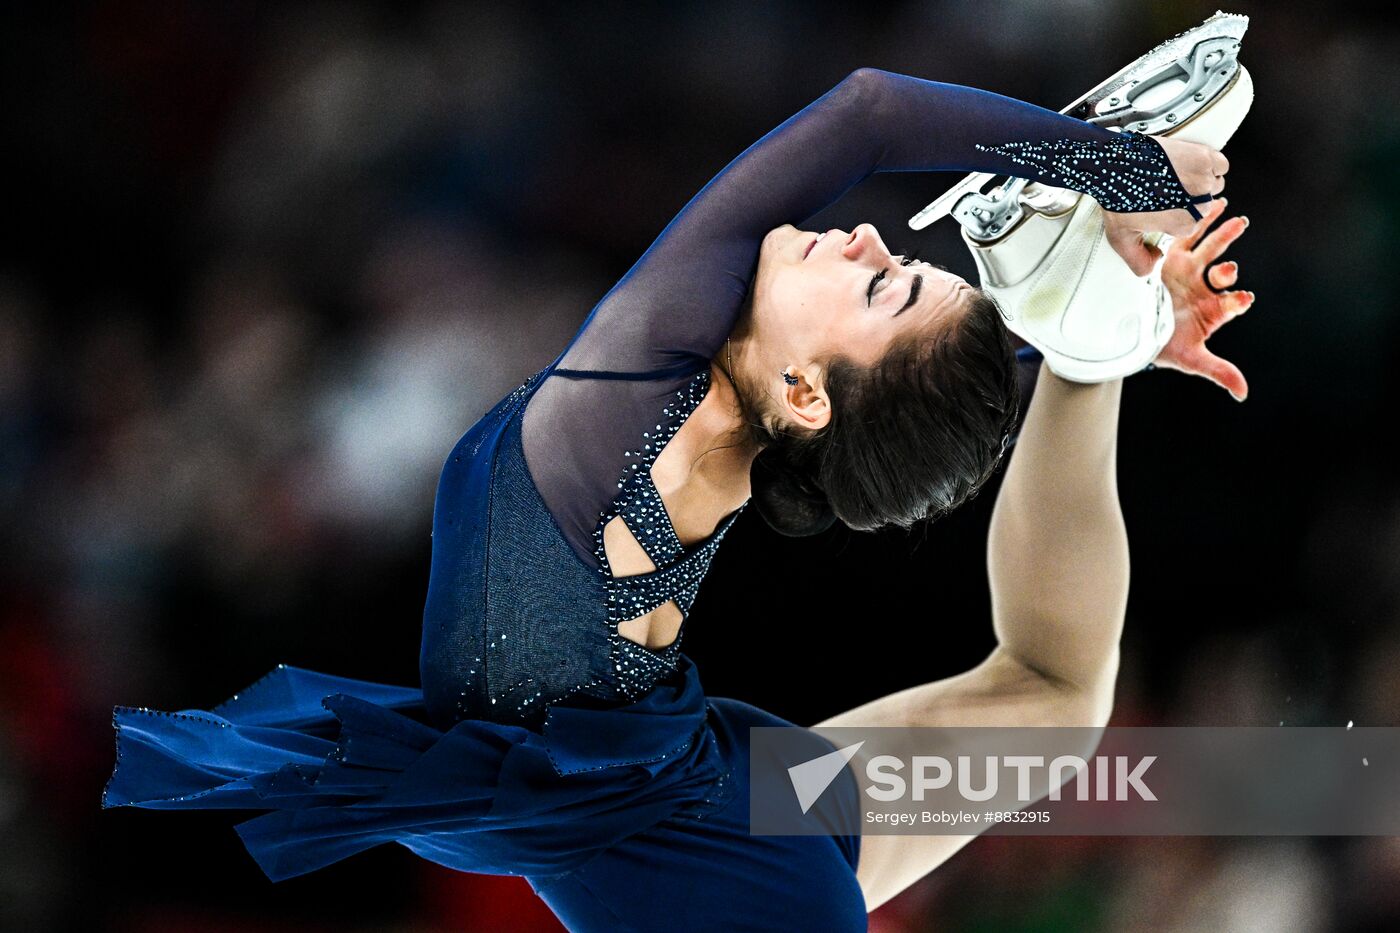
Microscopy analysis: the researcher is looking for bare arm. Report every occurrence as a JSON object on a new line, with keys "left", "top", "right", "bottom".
{"left": 983, "top": 199, "right": 1257, "bottom": 701}
{"left": 821, "top": 199, "right": 1255, "bottom": 738}
{"left": 818, "top": 364, "right": 1127, "bottom": 737}
{"left": 984, "top": 368, "right": 1127, "bottom": 716}
{"left": 818, "top": 362, "right": 1127, "bottom": 911}
{"left": 817, "top": 200, "right": 1255, "bottom": 910}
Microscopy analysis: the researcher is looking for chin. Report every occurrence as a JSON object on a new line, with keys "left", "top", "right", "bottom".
{"left": 759, "top": 225, "right": 789, "bottom": 258}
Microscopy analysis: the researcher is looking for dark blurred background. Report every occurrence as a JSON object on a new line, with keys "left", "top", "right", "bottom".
{"left": 3, "top": 1, "right": 1398, "bottom": 930}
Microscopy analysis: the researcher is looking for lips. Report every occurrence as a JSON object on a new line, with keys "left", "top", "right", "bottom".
{"left": 802, "top": 230, "right": 829, "bottom": 261}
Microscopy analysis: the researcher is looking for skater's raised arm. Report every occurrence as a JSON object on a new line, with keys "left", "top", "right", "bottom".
{"left": 985, "top": 370, "right": 1127, "bottom": 713}
{"left": 526, "top": 72, "right": 1235, "bottom": 567}
{"left": 986, "top": 200, "right": 1257, "bottom": 688}
{"left": 556, "top": 67, "right": 1226, "bottom": 375}
{"left": 818, "top": 204, "right": 1254, "bottom": 736}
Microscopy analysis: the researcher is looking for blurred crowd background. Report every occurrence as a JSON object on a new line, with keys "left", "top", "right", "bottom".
{"left": 4, "top": 1, "right": 1398, "bottom": 930}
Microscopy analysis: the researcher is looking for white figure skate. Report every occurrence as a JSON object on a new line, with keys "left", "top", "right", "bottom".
{"left": 909, "top": 11, "right": 1254, "bottom": 383}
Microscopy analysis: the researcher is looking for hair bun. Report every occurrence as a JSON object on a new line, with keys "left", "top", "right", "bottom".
{"left": 749, "top": 447, "right": 837, "bottom": 537}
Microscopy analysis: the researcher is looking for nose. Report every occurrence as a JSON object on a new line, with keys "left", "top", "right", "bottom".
{"left": 840, "top": 222, "right": 889, "bottom": 262}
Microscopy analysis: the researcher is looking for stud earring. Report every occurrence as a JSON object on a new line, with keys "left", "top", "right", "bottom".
{"left": 781, "top": 370, "right": 799, "bottom": 386}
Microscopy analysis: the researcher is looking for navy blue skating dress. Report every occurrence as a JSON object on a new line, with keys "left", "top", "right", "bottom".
{"left": 103, "top": 68, "right": 1206, "bottom": 931}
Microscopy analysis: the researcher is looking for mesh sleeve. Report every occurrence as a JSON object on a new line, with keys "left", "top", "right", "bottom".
{"left": 524, "top": 68, "right": 1200, "bottom": 563}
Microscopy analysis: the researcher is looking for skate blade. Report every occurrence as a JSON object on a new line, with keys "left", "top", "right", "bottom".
{"left": 909, "top": 11, "right": 1250, "bottom": 231}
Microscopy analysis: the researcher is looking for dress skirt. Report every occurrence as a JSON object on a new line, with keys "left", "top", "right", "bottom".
{"left": 103, "top": 655, "right": 866, "bottom": 932}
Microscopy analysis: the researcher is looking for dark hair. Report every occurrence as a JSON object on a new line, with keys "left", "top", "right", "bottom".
{"left": 749, "top": 288, "right": 1019, "bottom": 536}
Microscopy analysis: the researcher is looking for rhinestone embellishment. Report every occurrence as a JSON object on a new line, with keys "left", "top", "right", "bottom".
{"left": 973, "top": 130, "right": 1198, "bottom": 214}
{"left": 592, "top": 370, "right": 744, "bottom": 700}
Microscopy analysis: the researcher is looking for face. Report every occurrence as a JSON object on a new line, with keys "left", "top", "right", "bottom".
{"left": 751, "top": 222, "right": 974, "bottom": 369}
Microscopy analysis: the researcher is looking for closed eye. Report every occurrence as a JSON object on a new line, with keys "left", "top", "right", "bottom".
{"left": 868, "top": 253, "right": 945, "bottom": 308}
{"left": 866, "top": 269, "right": 886, "bottom": 306}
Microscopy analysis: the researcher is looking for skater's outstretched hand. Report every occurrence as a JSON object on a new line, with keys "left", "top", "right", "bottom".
{"left": 1153, "top": 198, "right": 1255, "bottom": 401}
{"left": 1102, "top": 136, "right": 1229, "bottom": 275}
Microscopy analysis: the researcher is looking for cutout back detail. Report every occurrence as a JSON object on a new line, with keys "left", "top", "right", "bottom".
{"left": 590, "top": 370, "right": 745, "bottom": 698}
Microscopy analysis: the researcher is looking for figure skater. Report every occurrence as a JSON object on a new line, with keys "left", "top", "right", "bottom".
{"left": 103, "top": 67, "right": 1249, "bottom": 930}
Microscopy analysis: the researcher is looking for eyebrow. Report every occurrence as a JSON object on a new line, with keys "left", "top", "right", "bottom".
{"left": 894, "top": 274, "right": 922, "bottom": 317}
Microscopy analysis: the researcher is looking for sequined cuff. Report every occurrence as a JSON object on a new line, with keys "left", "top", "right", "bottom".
{"left": 973, "top": 130, "right": 1198, "bottom": 214}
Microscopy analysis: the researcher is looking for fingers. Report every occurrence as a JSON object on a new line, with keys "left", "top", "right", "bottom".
{"left": 1206, "top": 260, "right": 1238, "bottom": 291}
{"left": 1197, "top": 213, "right": 1249, "bottom": 263}
{"left": 1176, "top": 198, "right": 1228, "bottom": 251}
{"left": 1221, "top": 288, "right": 1256, "bottom": 317}
{"left": 1187, "top": 347, "right": 1249, "bottom": 402}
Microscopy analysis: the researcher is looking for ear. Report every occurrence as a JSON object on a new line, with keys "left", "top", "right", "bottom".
{"left": 780, "top": 367, "right": 831, "bottom": 431}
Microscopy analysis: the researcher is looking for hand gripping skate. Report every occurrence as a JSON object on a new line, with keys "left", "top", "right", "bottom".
{"left": 910, "top": 11, "right": 1254, "bottom": 383}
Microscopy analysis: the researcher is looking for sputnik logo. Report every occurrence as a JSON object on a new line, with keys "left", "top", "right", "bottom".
{"left": 788, "top": 741, "right": 865, "bottom": 814}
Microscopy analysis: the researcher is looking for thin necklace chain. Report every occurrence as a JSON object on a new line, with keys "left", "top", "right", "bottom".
{"left": 725, "top": 336, "right": 734, "bottom": 384}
